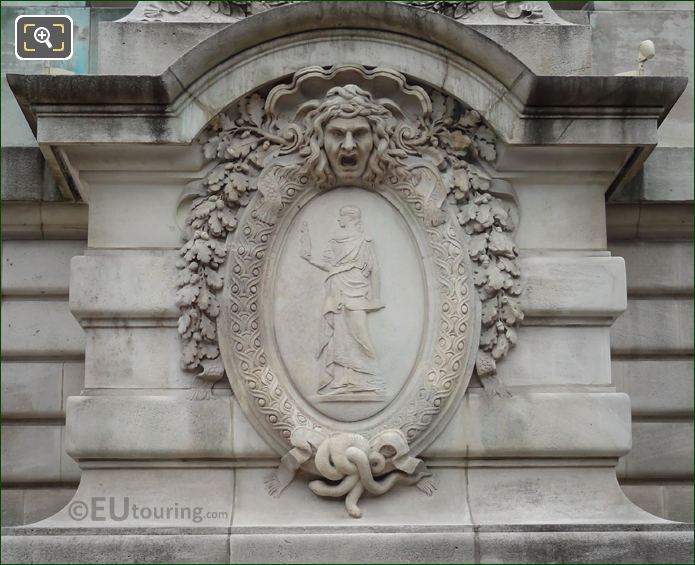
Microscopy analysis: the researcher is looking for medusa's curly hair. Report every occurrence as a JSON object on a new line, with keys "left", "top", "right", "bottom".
{"left": 301, "top": 84, "right": 400, "bottom": 186}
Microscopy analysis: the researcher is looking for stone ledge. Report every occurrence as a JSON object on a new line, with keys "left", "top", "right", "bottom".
{"left": 1, "top": 527, "right": 692, "bottom": 564}
{"left": 1, "top": 202, "right": 88, "bottom": 241}
{"left": 69, "top": 253, "right": 626, "bottom": 323}
{"left": 65, "top": 392, "right": 632, "bottom": 460}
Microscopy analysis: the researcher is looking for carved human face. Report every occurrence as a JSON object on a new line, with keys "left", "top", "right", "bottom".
{"left": 324, "top": 116, "right": 373, "bottom": 183}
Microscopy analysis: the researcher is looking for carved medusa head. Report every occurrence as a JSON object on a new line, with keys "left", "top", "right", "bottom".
{"left": 300, "top": 84, "right": 400, "bottom": 185}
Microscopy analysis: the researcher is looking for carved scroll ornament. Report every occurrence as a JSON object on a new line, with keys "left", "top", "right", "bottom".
{"left": 177, "top": 66, "right": 523, "bottom": 516}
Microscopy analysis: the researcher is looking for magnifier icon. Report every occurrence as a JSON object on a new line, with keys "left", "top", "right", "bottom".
{"left": 33, "top": 26, "right": 53, "bottom": 49}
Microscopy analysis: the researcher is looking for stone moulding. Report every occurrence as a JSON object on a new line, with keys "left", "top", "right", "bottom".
{"left": 175, "top": 64, "right": 525, "bottom": 516}
{"left": 118, "top": 1, "right": 572, "bottom": 26}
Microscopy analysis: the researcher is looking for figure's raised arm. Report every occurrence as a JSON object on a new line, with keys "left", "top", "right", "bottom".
{"left": 299, "top": 223, "right": 330, "bottom": 271}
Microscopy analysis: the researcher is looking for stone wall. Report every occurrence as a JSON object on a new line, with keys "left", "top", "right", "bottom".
{"left": 594, "top": 1, "right": 694, "bottom": 523}
{"left": 1, "top": 0, "right": 692, "bottom": 528}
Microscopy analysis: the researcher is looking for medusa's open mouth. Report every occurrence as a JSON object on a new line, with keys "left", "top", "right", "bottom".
{"left": 339, "top": 154, "right": 358, "bottom": 168}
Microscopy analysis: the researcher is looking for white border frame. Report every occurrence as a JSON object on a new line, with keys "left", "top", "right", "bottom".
{"left": 15, "top": 14, "right": 74, "bottom": 61}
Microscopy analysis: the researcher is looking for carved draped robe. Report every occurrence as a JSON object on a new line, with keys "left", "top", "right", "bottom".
{"left": 317, "top": 231, "right": 385, "bottom": 395}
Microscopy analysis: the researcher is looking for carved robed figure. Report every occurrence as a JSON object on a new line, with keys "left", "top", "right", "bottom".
{"left": 300, "top": 206, "right": 385, "bottom": 396}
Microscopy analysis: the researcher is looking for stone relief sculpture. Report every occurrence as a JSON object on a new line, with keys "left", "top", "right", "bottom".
{"left": 300, "top": 208, "right": 385, "bottom": 398}
{"left": 177, "top": 65, "right": 524, "bottom": 516}
{"left": 120, "top": 0, "right": 568, "bottom": 25}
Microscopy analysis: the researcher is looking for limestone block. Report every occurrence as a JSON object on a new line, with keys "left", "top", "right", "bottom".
{"left": 60, "top": 427, "right": 81, "bottom": 483}
{"left": 621, "top": 484, "right": 664, "bottom": 518}
{"left": 72, "top": 252, "right": 625, "bottom": 322}
{"left": 476, "top": 530, "right": 693, "bottom": 565}
{"left": 520, "top": 256, "right": 626, "bottom": 322}
{"left": 65, "top": 393, "right": 631, "bottom": 461}
{"left": 66, "top": 396, "right": 235, "bottom": 459}
{"left": 86, "top": 178, "right": 188, "bottom": 249}
{"left": 609, "top": 241, "right": 693, "bottom": 296}
{"left": 663, "top": 484, "right": 695, "bottom": 523}
{"left": 23, "top": 488, "right": 75, "bottom": 526}
{"left": 619, "top": 148, "right": 694, "bottom": 202}
{"left": 97, "top": 22, "right": 228, "bottom": 75}
{"left": 1, "top": 203, "right": 88, "bottom": 241}
{"left": 2, "top": 534, "right": 230, "bottom": 564}
{"left": 612, "top": 359, "right": 693, "bottom": 417}
{"left": 233, "top": 467, "right": 469, "bottom": 527}
{"left": 467, "top": 467, "right": 657, "bottom": 525}
{"left": 48, "top": 467, "right": 234, "bottom": 528}
{"left": 590, "top": 10, "right": 693, "bottom": 147}
{"left": 618, "top": 422, "right": 694, "bottom": 480}
{"left": 471, "top": 24, "right": 591, "bottom": 76}
{"left": 1, "top": 489, "right": 24, "bottom": 527}
{"left": 1, "top": 203, "right": 42, "bottom": 240}
{"left": 1, "top": 147, "right": 44, "bottom": 201}
{"left": 423, "top": 391, "right": 631, "bottom": 459}
{"left": 1, "top": 362, "right": 64, "bottom": 419}
{"left": 84, "top": 327, "right": 192, "bottom": 389}
{"left": 70, "top": 252, "right": 178, "bottom": 319}
{"left": 1, "top": 426, "right": 62, "bottom": 483}
{"left": 61, "top": 362, "right": 84, "bottom": 411}
{"left": 637, "top": 204, "right": 695, "bottom": 240}
{"left": 514, "top": 181, "right": 607, "bottom": 250}
{"left": 496, "top": 326, "right": 611, "bottom": 386}
{"left": 610, "top": 298, "right": 694, "bottom": 354}
{"left": 621, "top": 483, "right": 695, "bottom": 523}
{"left": 606, "top": 204, "right": 640, "bottom": 240}
{"left": 2, "top": 241, "right": 85, "bottom": 296}
{"left": 1, "top": 300, "right": 85, "bottom": 357}
{"left": 593, "top": 2, "right": 694, "bottom": 12}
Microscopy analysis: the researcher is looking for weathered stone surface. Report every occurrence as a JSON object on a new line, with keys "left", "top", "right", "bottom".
{"left": 618, "top": 422, "right": 694, "bottom": 480}
{"left": 1, "top": 489, "right": 24, "bottom": 527}
{"left": 1, "top": 425, "right": 62, "bottom": 483}
{"left": 1, "top": 202, "right": 88, "bottom": 240}
{"left": 590, "top": 9, "right": 693, "bottom": 147}
{"left": 610, "top": 298, "right": 694, "bottom": 354}
{"left": 2, "top": 240, "right": 85, "bottom": 296}
{"left": 23, "top": 488, "right": 75, "bottom": 525}
{"left": 1, "top": 300, "right": 85, "bottom": 357}
{"left": 84, "top": 328, "right": 193, "bottom": 389}
{"left": 610, "top": 241, "right": 693, "bottom": 295}
{"left": 1, "top": 534, "right": 230, "bottom": 564}
{"left": 618, "top": 147, "right": 695, "bottom": 202}
{"left": 65, "top": 393, "right": 632, "bottom": 461}
{"left": 612, "top": 360, "right": 694, "bottom": 418}
{"left": 621, "top": 483, "right": 695, "bottom": 523}
{"left": 514, "top": 181, "right": 607, "bottom": 250}
{"left": 1, "top": 362, "right": 64, "bottom": 419}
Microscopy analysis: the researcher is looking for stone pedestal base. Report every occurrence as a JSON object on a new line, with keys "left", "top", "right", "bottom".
{"left": 2, "top": 524, "right": 692, "bottom": 564}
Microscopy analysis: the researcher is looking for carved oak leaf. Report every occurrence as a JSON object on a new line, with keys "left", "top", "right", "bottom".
{"left": 484, "top": 264, "right": 511, "bottom": 293}
{"left": 200, "top": 313, "right": 216, "bottom": 340}
{"left": 492, "top": 331, "right": 509, "bottom": 360}
{"left": 479, "top": 325, "right": 498, "bottom": 348}
{"left": 205, "top": 268, "right": 224, "bottom": 290}
{"left": 468, "top": 233, "right": 489, "bottom": 260}
{"left": 457, "top": 203, "right": 475, "bottom": 226}
{"left": 498, "top": 256, "right": 520, "bottom": 277}
{"left": 176, "top": 284, "right": 200, "bottom": 306}
{"left": 480, "top": 299, "right": 498, "bottom": 326}
{"left": 488, "top": 228, "right": 517, "bottom": 258}
{"left": 473, "top": 126, "right": 497, "bottom": 162}
{"left": 468, "top": 165, "right": 492, "bottom": 192}
{"left": 246, "top": 93, "right": 265, "bottom": 128}
{"left": 458, "top": 109, "right": 482, "bottom": 129}
{"left": 452, "top": 168, "right": 470, "bottom": 200}
{"left": 450, "top": 130, "right": 473, "bottom": 152}
{"left": 178, "top": 309, "right": 193, "bottom": 335}
{"left": 182, "top": 339, "right": 199, "bottom": 368}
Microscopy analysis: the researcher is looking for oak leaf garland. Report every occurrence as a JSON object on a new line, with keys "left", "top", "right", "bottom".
{"left": 177, "top": 80, "right": 523, "bottom": 393}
